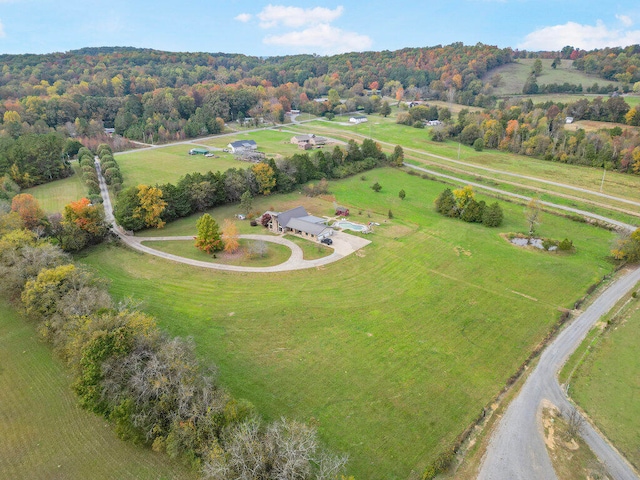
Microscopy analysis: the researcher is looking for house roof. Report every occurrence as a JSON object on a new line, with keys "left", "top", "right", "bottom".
{"left": 275, "top": 206, "right": 308, "bottom": 227}
{"left": 229, "top": 140, "right": 257, "bottom": 148}
{"left": 297, "top": 214, "right": 326, "bottom": 224}
{"left": 285, "top": 218, "right": 330, "bottom": 236}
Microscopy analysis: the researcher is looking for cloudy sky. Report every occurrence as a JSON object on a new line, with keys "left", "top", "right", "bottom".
{"left": 1, "top": 0, "right": 639, "bottom": 55}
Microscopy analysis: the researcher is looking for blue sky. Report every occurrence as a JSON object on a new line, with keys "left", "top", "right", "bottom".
{"left": 1, "top": 1, "right": 640, "bottom": 56}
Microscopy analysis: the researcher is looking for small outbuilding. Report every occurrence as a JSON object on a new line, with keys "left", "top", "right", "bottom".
{"left": 349, "top": 115, "right": 368, "bottom": 124}
{"left": 335, "top": 206, "right": 349, "bottom": 216}
{"left": 189, "top": 148, "right": 210, "bottom": 155}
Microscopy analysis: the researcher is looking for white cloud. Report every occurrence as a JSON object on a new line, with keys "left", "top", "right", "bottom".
{"left": 263, "top": 23, "right": 372, "bottom": 54}
{"left": 0, "top": 19, "right": 5, "bottom": 38}
{"left": 518, "top": 20, "right": 640, "bottom": 51}
{"left": 235, "top": 13, "right": 252, "bottom": 23}
{"left": 258, "top": 4, "right": 344, "bottom": 29}
{"left": 616, "top": 14, "right": 633, "bottom": 27}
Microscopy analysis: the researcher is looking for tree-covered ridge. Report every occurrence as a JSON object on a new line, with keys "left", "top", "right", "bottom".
{"left": 571, "top": 45, "right": 640, "bottom": 84}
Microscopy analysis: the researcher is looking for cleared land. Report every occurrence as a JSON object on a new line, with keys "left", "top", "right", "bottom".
{"left": 485, "top": 59, "right": 620, "bottom": 96}
{"left": 79, "top": 167, "right": 616, "bottom": 479}
{"left": 24, "top": 164, "right": 87, "bottom": 214}
{"left": 116, "top": 144, "right": 239, "bottom": 187}
{"left": 567, "top": 288, "right": 640, "bottom": 470}
{"left": 0, "top": 297, "right": 194, "bottom": 480}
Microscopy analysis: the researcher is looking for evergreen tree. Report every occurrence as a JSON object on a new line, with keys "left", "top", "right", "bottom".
{"left": 195, "top": 213, "right": 222, "bottom": 254}
{"left": 482, "top": 202, "right": 504, "bottom": 227}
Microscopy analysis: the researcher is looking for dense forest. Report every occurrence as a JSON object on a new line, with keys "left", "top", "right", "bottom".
{"left": 1, "top": 43, "right": 640, "bottom": 185}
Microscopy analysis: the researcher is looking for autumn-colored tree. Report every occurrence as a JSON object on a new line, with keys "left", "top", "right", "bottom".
{"left": 134, "top": 185, "right": 167, "bottom": 229}
{"left": 63, "top": 198, "right": 107, "bottom": 237}
{"left": 453, "top": 185, "right": 475, "bottom": 212}
{"left": 221, "top": 219, "right": 240, "bottom": 253}
{"left": 195, "top": 213, "right": 222, "bottom": 254}
{"left": 369, "top": 81, "right": 379, "bottom": 90}
{"left": 611, "top": 228, "right": 640, "bottom": 263}
{"left": 11, "top": 193, "right": 45, "bottom": 230}
{"left": 395, "top": 87, "right": 405, "bottom": 104}
{"left": 252, "top": 163, "right": 276, "bottom": 195}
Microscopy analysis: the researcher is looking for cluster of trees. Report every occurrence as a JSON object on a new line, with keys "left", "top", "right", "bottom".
{"left": 96, "top": 143, "right": 123, "bottom": 192}
{"left": 116, "top": 139, "right": 391, "bottom": 231}
{"left": 0, "top": 219, "right": 348, "bottom": 478}
{"left": 0, "top": 132, "right": 70, "bottom": 187}
{"left": 612, "top": 228, "right": 640, "bottom": 262}
{"left": 434, "top": 186, "right": 504, "bottom": 227}
{"left": 437, "top": 97, "right": 640, "bottom": 173}
{"left": 396, "top": 104, "right": 451, "bottom": 128}
{"left": 570, "top": 45, "right": 640, "bottom": 84}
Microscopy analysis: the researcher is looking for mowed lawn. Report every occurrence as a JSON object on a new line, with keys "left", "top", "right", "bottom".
{"left": 24, "top": 164, "right": 87, "bottom": 214}
{"left": 116, "top": 145, "right": 240, "bottom": 187}
{"left": 569, "top": 290, "right": 640, "bottom": 470}
{"left": 79, "top": 168, "right": 616, "bottom": 479}
{"left": 0, "top": 298, "right": 195, "bottom": 480}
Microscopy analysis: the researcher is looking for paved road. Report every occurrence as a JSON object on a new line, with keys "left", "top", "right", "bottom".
{"left": 94, "top": 157, "right": 370, "bottom": 272}
{"left": 478, "top": 266, "right": 640, "bottom": 480}
{"left": 403, "top": 163, "right": 637, "bottom": 232}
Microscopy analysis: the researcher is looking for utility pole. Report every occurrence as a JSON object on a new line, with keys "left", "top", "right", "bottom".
{"left": 600, "top": 164, "right": 606, "bottom": 192}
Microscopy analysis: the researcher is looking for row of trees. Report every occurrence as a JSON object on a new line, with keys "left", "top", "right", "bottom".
{"left": 0, "top": 219, "right": 348, "bottom": 478}
{"left": 437, "top": 97, "right": 640, "bottom": 173}
{"left": 115, "top": 140, "right": 392, "bottom": 231}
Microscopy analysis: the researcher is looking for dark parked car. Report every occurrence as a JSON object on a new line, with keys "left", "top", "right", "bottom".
{"left": 321, "top": 237, "right": 333, "bottom": 245}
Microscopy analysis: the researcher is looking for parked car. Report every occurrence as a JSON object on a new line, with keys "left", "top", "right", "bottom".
{"left": 321, "top": 238, "right": 333, "bottom": 245}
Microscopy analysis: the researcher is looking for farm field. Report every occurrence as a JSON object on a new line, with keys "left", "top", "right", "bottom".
{"left": 564, "top": 119, "right": 639, "bottom": 133}
{"left": 24, "top": 164, "right": 87, "bottom": 214}
{"left": 567, "top": 286, "right": 640, "bottom": 471}
{"left": 0, "top": 297, "right": 194, "bottom": 480}
{"left": 79, "top": 167, "right": 617, "bottom": 479}
{"left": 286, "top": 119, "right": 640, "bottom": 224}
{"left": 485, "top": 59, "right": 620, "bottom": 96}
{"left": 116, "top": 144, "right": 240, "bottom": 187}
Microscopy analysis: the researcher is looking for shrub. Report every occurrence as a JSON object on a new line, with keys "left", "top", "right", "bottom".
{"left": 371, "top": 182, "right": 382, "bottom": 192}
{"left": 473, "top": 138, "right": 484, "bottom": 151}
{"left": 558, "top": 238, "right": 573, "bottom": 251}
{"left": 388, "top": 210, "right": 393, "bottom": 219}
{"left": 542, "top": 239, "right": 557, "bottom": 250}
{"left": 482, "top": 202, "right": 503, "bottom": 227}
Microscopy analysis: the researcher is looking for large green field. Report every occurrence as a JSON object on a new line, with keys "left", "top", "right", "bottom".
{"left": 0, "top": 298, "right": 194, "bottom": 480}
{"left": 79, "top": 168, "right": 616, "bottom": 479}
{"left": 24, "top": 164, "right": 87, "bottom": 214}
{"left": 485, "top": 59, "right": 621, "bottom": 96}
{"left": 116, "top": 144, "right": 240, "bottom": 187}
{"left": 567, "top": 287, "right": 640, "bottom": 470}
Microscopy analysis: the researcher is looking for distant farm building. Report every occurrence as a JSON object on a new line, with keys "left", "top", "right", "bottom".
{"left": 349, "top": 115, "right": 368, "bottom": 124}
{"left": 263, "top": 206, "right": 333, "bottom": 243}
{"left": 228, "top": 140, "right": 258, "bottom": 154}
{"left": 565, "top": 117, "right": 574, "bottom": 124}
{"left": 335, "top": 206, "right": 349, "bottom": 216}
{"left": 189, "top": 147, "right": 209, "bottom": 155}
{"left": 290, "top": 134, "right": 327, "bottom": 149}
{"left": 425, "top": 120, "right": 442, "bottom": 126}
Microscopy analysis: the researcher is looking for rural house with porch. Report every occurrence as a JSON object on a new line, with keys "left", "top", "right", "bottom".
{"left": 263, "top": 206, "right": 333, "bottom": 243}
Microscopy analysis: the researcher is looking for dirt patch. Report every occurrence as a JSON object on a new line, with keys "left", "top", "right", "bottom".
{"left": 454, "top": 246, "right": 472, "bottom": 257}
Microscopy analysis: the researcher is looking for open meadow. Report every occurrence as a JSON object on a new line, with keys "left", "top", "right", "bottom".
{"left": 567, "top": 286, "right": 640, "bottom": 470}
{"left": 78, "top": 167, "right": 617, "bottom": 478}
{"left": 484, "top": 59, "right": 620, "bottom": 96}
{"left": 116, "top": 144, "right": 240, "bottom": 187}
{"left": 0, "top": 298, "right": 194, "bottom": 480}
{"left": 24, "top": 164, "right": 87, "bottom": 214}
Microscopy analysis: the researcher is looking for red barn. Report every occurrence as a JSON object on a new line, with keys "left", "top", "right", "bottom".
{"left": 335, "top": 206, "right": 349, "bottom": 216}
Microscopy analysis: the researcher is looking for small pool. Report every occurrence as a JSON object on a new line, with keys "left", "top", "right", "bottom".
{"left": 334, "top": 221, "right": 368, "bottom": 232}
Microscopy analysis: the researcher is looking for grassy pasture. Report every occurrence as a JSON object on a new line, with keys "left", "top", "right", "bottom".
{"left": 567, "top": 289, "right": 640, "bottom": 470}
{"left": 142, "top": 238, "right": 292, "bottom": 267}
{"left": 288, "top": 119, "right": 640, "bottom": 210}
{"left": 485, "top": 59, "right": 620, "bottom": 96}
{"left": 24, "top": 164, "right": 87, "bottom": 214}
{"left": 79, "top": 168, "right": 616, "bottom": 479}
{"left": 564, "top": 119, "right": 638, "bottom": 133}
{"left": 0, "top": 298, "right": 194, "bottom": 480}
{"left": 116, "top": 145, "right": 240, "bottom": 187}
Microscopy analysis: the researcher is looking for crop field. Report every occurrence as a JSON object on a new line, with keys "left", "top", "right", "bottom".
{"left": 79, "top": 167, "right": 616, "bottom": 479}
{"left": 485, "top": 59, "right": 620, "bottom": 96}
{"left": 0, "top": 298, "right": 194, "bottom": 480}
{"left": 568, "top": 288, "right": 640, "bottom": 470}
{"left": 116, "top": 144, "right": 240, "bottom": 187}
{"left": 25, "top": 164, "right": 87, "bottom": 214}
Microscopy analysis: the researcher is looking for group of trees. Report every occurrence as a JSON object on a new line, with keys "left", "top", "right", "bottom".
{"left": 434, "top": 186, "right": 504, "bottom": 227}
{"left": 115, "top": 139, "right": 391, "bottom": 231}
{"left": 436, "top": 97, "right": 640, "bottom": 174}
{"left": 0, "top": 217, "right": 348, "bottom": 478}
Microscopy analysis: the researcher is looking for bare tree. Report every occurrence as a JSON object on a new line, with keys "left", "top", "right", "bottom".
{"left": 562, "top": 407, "right": 585, "bottom": 440}
{"left": 525, "top": 198, "right": 542, "bottom": 239}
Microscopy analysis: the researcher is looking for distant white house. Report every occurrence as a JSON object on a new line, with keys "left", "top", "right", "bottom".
{"left": 426, "top": 120, "right": 442, "bottom": 126}
{"left": 565, "top": 117, "right": 574, "bottom": 124}
{"left": 228, "top": 140, "right": 258, "bottom": 154}
{"left": 349, "top": 115, "right": 368, "bottom": 124}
